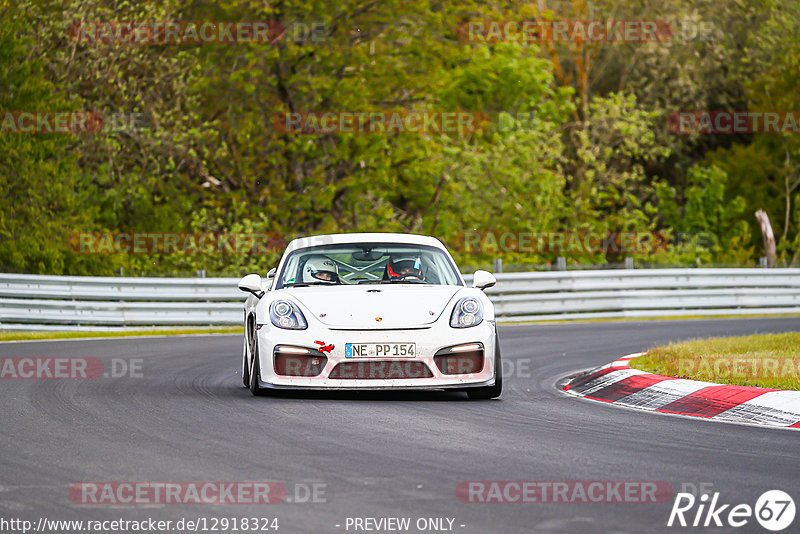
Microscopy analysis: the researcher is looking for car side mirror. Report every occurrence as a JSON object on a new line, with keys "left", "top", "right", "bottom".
{"left": 472, "top": 270, "right": 497, "bottom": 290}
{"left": 238, "top": 273, "right": 264, "bottom": 298}
{"left": 264, "top": 268, "right": 277, "bottom": 291}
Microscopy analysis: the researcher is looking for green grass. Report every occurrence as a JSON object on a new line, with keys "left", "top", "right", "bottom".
{"left": 631, "top": 332, "right": 800, "bottom": 390}
{"left": 505, "top": 313, "right": 800, "bottom": 325}
{"left": 0, "top": 326, "right": 243, "bottom": 342}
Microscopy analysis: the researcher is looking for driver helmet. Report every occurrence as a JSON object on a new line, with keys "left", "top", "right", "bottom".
{"left": 386, "top": 256, "right": 423, "bottom": 280}
{"left": 302, "top": 255, "right": 339, "bottom": 283}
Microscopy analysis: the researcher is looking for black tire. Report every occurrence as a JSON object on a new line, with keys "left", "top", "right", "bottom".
{"left": 467, "top": 335, "right": 502, "bottom": 400}
{"left": 248, "top": 336, "right": 265, "bottom": 396}
{"left": 241, "top": 337, "right": 250, "bottom": 388}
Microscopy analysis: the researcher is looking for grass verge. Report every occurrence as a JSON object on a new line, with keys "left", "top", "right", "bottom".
{"left": 504, "top": 313, "right": 800, "bottom": 325}
{"left": 630, "top": 332, "right": 800, "bottom": 390}
{"left": 0, "top": 326, "right": 243, "bottom": 342}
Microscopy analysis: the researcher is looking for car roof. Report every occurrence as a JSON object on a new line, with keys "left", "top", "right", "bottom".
{"left": 284, "top": 233, "right": 448, "bottom": 253}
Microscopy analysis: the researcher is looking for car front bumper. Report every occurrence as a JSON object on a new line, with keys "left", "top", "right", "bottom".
{"left": 254, "top": 320, "right": 498, "bottom": 390}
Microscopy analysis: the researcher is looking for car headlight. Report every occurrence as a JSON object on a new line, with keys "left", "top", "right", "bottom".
{"left": 450, "top": 297, "right": 484, "bottom": 328}
{"left": 269, "top": 300, "right": 308, "bottom": 330}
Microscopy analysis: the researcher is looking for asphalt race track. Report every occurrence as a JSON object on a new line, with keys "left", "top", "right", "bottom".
{"left": 1, "top": 318, "right": 799, "bottom": 533}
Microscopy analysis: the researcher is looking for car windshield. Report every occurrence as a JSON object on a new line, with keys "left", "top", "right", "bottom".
{"left": 275, "top": 242, "right": 462, "bottom": 288}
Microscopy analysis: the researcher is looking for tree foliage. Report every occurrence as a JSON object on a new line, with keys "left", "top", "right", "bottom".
{"left": 1, "top": 0, "right": 798, "bottom": 274}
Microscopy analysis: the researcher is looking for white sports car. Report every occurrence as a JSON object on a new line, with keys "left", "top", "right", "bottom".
{"left": 237, "top": 233, "right": 501, "bottom": 399}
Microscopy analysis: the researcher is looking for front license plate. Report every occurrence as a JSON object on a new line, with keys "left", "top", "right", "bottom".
{"left": 345, "top": 343, "right": 416, "bottom": 358}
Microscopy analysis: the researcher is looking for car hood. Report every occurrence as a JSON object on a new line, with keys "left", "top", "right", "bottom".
{"left": 284, "top": 285, "right": 463, "bottom": 329}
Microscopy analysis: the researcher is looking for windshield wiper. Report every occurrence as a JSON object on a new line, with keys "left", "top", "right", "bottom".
{"left": 356, "top": 278, "right": 427, "bottom": 285}
{"left": 284, "top": 281, "right": 339, "bottom": 287}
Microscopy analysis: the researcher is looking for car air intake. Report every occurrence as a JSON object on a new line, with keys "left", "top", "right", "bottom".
{"left": 434, "top": 343, "right": 485, "bottom": 375}
{"left": 329, "top": 360, "right": 433, "bottom": 379}
{"left": 273, "top": 346, "right": 327, "bottom": 377}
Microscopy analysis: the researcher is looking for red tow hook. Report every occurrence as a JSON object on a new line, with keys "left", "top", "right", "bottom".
{"left": 314, "top": 340, "right": 334, "bottom": 353}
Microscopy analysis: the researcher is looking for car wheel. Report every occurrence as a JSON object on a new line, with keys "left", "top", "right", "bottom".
{"left": 241, "top": 336, "right": 250, "bottom": 388}
{"left": 248, "top": 335, "right": 264, "bottom": 396}
{"left": 467, "top": 335, "right": 502, "bottom": 400}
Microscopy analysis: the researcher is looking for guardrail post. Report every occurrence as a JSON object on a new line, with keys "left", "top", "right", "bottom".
{"left": 555, "top": 257, "right": 566, "bottom": 271}
{"left": 624, "top": 257, "right": 634, "bottom": 270}
{"left": 493, "top": 258, "right": 503, "bottom": 273}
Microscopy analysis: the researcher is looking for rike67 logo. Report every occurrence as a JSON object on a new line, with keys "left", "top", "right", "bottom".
{"left": 668, "top": 490, "right": 795, "bottom": 531}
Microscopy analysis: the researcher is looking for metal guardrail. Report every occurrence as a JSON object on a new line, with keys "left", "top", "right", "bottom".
{"left": 0, "top": 274, "right": 240, "bottom": 330}
{"left": 0, "top": 269, "right": 798, "bottom": 330}
{"left": 481, "top": 269, "right": 800, "bottom": 321}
